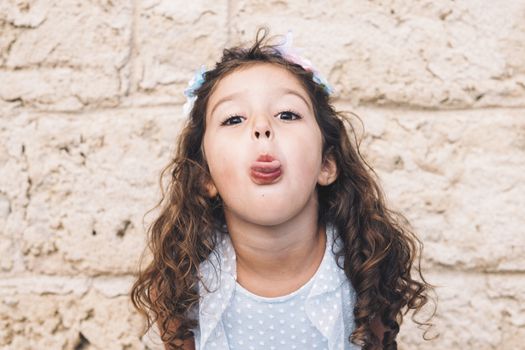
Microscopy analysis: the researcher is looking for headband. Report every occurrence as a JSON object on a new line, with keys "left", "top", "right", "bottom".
{"left": 182, "top": 30, "right": 334, "bottom": 116}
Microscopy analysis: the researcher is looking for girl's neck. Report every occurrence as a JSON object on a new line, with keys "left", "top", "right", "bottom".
{"left": 223, "top": 200, "right": 326, "bottom": 297}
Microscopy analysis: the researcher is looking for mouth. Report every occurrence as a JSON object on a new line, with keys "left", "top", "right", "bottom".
{"left": 250, "top": 158, "right": 282, "bottom": 184}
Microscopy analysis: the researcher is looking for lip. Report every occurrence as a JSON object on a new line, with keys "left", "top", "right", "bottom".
{"left": 256, "top": 154, "right": 276, "bottom": 162}
{"left": 250, "top": 154, "right": 282, "bottom": 184}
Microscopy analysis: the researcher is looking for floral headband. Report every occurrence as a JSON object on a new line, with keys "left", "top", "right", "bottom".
{"left": 182, "top": 30, "right": 334, "bottom": 116}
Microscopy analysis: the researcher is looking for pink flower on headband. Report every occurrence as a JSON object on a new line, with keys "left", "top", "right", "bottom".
{"left": 275, "top": 30, "right": 313, "bottom": 70}
{"left": 182, "top": 30, "right": 333, "bottom": 116}
{"left": 275, "top": 30, "right": 334, "bottom": 95}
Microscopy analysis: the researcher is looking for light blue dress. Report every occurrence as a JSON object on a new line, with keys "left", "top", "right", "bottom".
{"left": 193, "top": 223, "right": 361, "bottom": 350}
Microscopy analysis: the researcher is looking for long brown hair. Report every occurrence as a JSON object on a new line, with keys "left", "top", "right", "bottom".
{"left": 131, "top": 26, "right": 436, "bottom": 349}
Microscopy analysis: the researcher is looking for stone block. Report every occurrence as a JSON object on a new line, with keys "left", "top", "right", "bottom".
{"left": 0, "top": 0, "right": 133, "bottom": 111}
{"left": 128, "top": 0, "right": 228, "bottom": 108}
{"left": 399, "top": 271, "right": 525, "bottom": 349}
{"left": 0, "top": 109, "right": 183, "bottom": 275}
{"left": 0, "top": 286, "right": 144, "bottom": 349}
{"left": 349, "top": 106, "right": 525, "bottom": 272}
{"left": 230, "top": 0, "right": 525, "bottom": 108}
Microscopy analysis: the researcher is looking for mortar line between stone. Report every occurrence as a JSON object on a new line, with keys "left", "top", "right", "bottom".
{"left": 226, "top": 0, "right": 233, "bottom": 46}
{"left": 18, "top": 104, "right": 525, "bottom": 117}
{"left": 129, "top": 0, "right": 138, "bottom": 96}
{"left": 1, "top": 270, "right": 525, "bottom": 284}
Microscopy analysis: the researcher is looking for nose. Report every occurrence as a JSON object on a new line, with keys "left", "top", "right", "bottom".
{"left": 253, "top": 118, "right": 273, "bottom": 140}
{"left": 254, "top": 129, "right": 271, "bottom": 139}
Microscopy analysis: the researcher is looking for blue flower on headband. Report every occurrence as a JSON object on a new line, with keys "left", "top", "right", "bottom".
{"left": 182, "top": 30, "right": 333, "bottom": 116}
{"left": 313, "top": 71, "right": 334, "bottom": 95}
{"left": 183, "top": 64, "right": 206, "bottom": 116}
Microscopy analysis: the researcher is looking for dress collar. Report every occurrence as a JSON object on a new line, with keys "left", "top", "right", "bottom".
{"left": 196, "top": 222, "right": 350, "bottom": 349}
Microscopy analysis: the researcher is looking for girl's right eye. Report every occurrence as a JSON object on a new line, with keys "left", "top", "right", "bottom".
{"left": 220, "top": 115, "right": 244, "bottom": 126}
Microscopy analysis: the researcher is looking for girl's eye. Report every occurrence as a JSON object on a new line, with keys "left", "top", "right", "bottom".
{"left": 277, "top": 110, "right": 302, "bottom": 120}
{"left": 220, "top": 115, "right": 244, "bottom": 126}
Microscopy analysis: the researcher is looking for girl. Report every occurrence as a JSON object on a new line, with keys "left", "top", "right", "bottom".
{"left": 131, "top": 27, "right": 435, "bottom": 350}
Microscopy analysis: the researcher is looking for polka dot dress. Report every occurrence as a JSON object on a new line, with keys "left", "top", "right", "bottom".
{"left": 222, "top": 270, "right": 329, "bottom": 350}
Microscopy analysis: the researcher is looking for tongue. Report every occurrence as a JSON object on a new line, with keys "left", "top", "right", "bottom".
{"left": 251, "top": 160, "right": 281, "bottom": 172}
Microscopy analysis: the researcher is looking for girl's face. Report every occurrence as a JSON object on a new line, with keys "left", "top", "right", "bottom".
{"left": 203, "top": 63, "right": 336, "bottom": 226}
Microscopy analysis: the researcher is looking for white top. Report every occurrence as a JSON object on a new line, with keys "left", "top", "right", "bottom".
{"left": 224, "top": 272, "right": 323, "bottom": 350}
{"left": 193, "top": 223, "right": 361, "bottom": 350}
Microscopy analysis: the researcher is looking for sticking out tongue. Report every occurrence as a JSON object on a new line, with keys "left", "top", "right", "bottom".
{"left": 251, "top": 160, "right": 281, "bottom": 172}
{"left": 250, "top": 160, "right": 282, "bottom": 184}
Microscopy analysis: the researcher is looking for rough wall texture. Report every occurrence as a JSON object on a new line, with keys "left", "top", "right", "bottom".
{"left": 1, "top": 1, "right": 524, "bottom": 349}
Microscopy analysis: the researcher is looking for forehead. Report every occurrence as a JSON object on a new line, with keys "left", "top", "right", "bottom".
{"left": 214, "top": 62, "right": 306, "bottom": 91}
{"left": 207, "top": 63, "right": 311, "bottom": 110}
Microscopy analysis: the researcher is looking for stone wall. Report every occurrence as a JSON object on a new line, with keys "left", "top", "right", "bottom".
{"left": 1, "top": 1, "right": 524, "bottom": 349}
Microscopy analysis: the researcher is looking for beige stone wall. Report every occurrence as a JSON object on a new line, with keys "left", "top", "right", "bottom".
{"left": 1, "top": 1, "right": 524, "bottom": 349}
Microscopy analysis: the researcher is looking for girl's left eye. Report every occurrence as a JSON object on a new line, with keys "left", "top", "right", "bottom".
{"left": 277, "top": 110, "right": 302, "bottom": 120}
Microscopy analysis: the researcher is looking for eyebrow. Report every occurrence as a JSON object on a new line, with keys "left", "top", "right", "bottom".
{"left": 209, "top": 92, "right": 241, "bottom": 118}
{"left": 209, "top": 88, "right": 312, "bottom": 118}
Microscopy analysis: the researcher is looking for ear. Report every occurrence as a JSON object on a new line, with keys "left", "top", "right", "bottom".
{"left": 200, "top": 146, "right": 218, "bottom": 198}
{"left": 317, "top": 151, "right": 338, "bottom": 186}
{"left": 205, "top": 180, "right": 218, "bottom": 198}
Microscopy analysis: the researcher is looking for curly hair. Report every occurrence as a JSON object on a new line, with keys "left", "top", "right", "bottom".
{"left": 131, "top": 26, "right": 436, "bottom": 350}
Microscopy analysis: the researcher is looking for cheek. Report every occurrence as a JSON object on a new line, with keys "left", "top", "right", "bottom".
{"left": 287, "top": 126, "right": 324, "bottom": 175}
{"left": 203, "top": 134, "right": 242, "bottom": 187}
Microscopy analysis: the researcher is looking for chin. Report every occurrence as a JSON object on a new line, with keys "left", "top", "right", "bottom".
{"left": 244, "top": 216, "right": 291, "bottom": 227}
{"left": 242, "top": 207, "right": 300, "bottom": 226}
